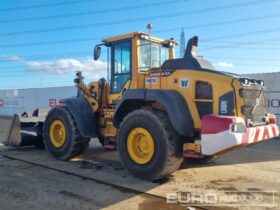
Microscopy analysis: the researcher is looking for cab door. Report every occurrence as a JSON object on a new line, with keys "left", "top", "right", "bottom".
{"left": 110, "top": 40, "right": 132, "bottom": 94}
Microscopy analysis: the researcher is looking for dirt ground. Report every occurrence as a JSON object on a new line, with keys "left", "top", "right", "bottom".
{"left": 0, "top": 117, "right": 279, "bottom": 210}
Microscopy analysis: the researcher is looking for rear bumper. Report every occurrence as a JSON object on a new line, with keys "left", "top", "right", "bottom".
{"left": 201, "top": 115, "right": 279, "bottom": 156}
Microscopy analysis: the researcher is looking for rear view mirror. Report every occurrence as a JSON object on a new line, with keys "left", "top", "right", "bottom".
{"left": 93, "top": 46, "right": 101, "bottom": 61}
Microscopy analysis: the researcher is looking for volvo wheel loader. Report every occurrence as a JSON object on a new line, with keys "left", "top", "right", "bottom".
{"left": 4, "top": 32, "right": 279, "bottom": 180}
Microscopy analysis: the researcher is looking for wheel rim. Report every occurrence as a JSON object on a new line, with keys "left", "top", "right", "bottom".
{"left": 49, "top": 119, "right": 66, "bottom": 148}
{"left": 127, "top": 127, "right": 155, "bottom": 164}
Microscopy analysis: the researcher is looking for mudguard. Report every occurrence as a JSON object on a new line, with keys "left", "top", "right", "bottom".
{"left": 63, "top": 96, "right": 97, "bottom": 138}
{"left": 114, "top": 89, "right": 194, "bottom": 136}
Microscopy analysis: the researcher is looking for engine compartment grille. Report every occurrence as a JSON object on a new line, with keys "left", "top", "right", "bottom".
{"left": 239, "top": 84, "right": 267, "bottom": 126}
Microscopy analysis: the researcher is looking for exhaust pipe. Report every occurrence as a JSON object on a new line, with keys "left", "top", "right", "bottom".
{"left": 3, "top": 108, "right": 50, "bottom": 147}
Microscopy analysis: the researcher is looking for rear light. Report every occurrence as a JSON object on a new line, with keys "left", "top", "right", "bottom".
{"left": 240, "top": 78, "right": 250, "bottom": 86}
{"left": 269, "top": 114, "right": 276, "bottom": 124}
{"left": 231, "top": 124, "right": 238, "bottom": 132}
{"left": 256, "top": 80, "right": 264, "bottom": 87}
{"left": 59, "top": 100, "right": 65, "bottom": 107}
{"left": 230, "top": 123, "right": 246, "bottom": 133}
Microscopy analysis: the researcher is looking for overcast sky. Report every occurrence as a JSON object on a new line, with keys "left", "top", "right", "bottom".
{"left": 0, "top": 0, "right": 280, "bottom": 89}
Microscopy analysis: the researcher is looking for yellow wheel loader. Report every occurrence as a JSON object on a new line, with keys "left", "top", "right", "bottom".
{"left": 4, "top": 32, "right": 279, "bottom": 180}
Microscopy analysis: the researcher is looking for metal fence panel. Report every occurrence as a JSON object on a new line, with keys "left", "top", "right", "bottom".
{"left": 0, "top": 86, "right": 76, "bottom": 116}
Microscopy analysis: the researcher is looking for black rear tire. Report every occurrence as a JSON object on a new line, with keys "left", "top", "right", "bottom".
{"left": 43, "top": 106, "right": 90, "bottom": 160}
{"left": 117, "top": 108, "right": 183, "bottom": 180}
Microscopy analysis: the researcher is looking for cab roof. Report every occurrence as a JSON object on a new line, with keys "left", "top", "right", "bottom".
{"left": 102, "top": 31, "right": 178, "bottom": 45}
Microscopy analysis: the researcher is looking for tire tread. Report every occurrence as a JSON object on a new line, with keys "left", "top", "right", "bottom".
{"left": 43, "top": 106, "right": 90, "bottom": 160}
{"left": 118, "top": 108, "right": 183, "bottom": 180}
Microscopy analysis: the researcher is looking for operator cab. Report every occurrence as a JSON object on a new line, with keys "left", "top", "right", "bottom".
{"left": 93, "top": 32, "right": 177, "bottom": 94}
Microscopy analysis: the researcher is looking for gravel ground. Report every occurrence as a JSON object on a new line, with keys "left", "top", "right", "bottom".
{"left": 0, "top": 117, "right": 279, "bottom": 210}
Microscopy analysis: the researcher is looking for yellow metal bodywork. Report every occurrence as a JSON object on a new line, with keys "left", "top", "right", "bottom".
{"left": 144, "top": 70, "right": 237, "bottom": 129}
{"left": 98, "top": 108, "right": 117, "bottom": 139}
{"left": 49, "top": 120, "right": 67, "bottom": 148}
{"left": 78, "top": 32, "right": 245, "bottom": 153}
{"left": 108, "top": 81, "right": 131, "bottom": 104}
{"left": 127, "top": 127, "right": 155, "bottom": 164}
{"left": 76, "top": 81, "right": 99, "bottom": 112}
{"left": 183, "top": 143, "right": 201, "bottom": 153}
{"left": 232, "top": 79, "right": 244, "bottom": 119}
{"left": 102, "top": 31, "right": 178, "bottom": 45}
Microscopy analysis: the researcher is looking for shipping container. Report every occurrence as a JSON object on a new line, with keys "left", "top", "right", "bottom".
{"left": 0, "top": 86, "right": 76, "bottom": 116}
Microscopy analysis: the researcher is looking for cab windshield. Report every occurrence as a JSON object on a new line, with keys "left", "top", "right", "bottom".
{"left": 138, "top": 39, "right": 169, "bottom": 72}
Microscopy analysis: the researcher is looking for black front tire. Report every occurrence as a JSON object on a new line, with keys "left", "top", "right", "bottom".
{"left": 117, "top": 108, "right": 183, "bottom": 180}
{"left": 43, "top": 106, "right": 90, "bottom": 160}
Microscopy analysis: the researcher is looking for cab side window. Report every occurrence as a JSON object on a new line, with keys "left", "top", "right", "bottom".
{"left": 111, "top": 40, "right": 131, "bottom": 93}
